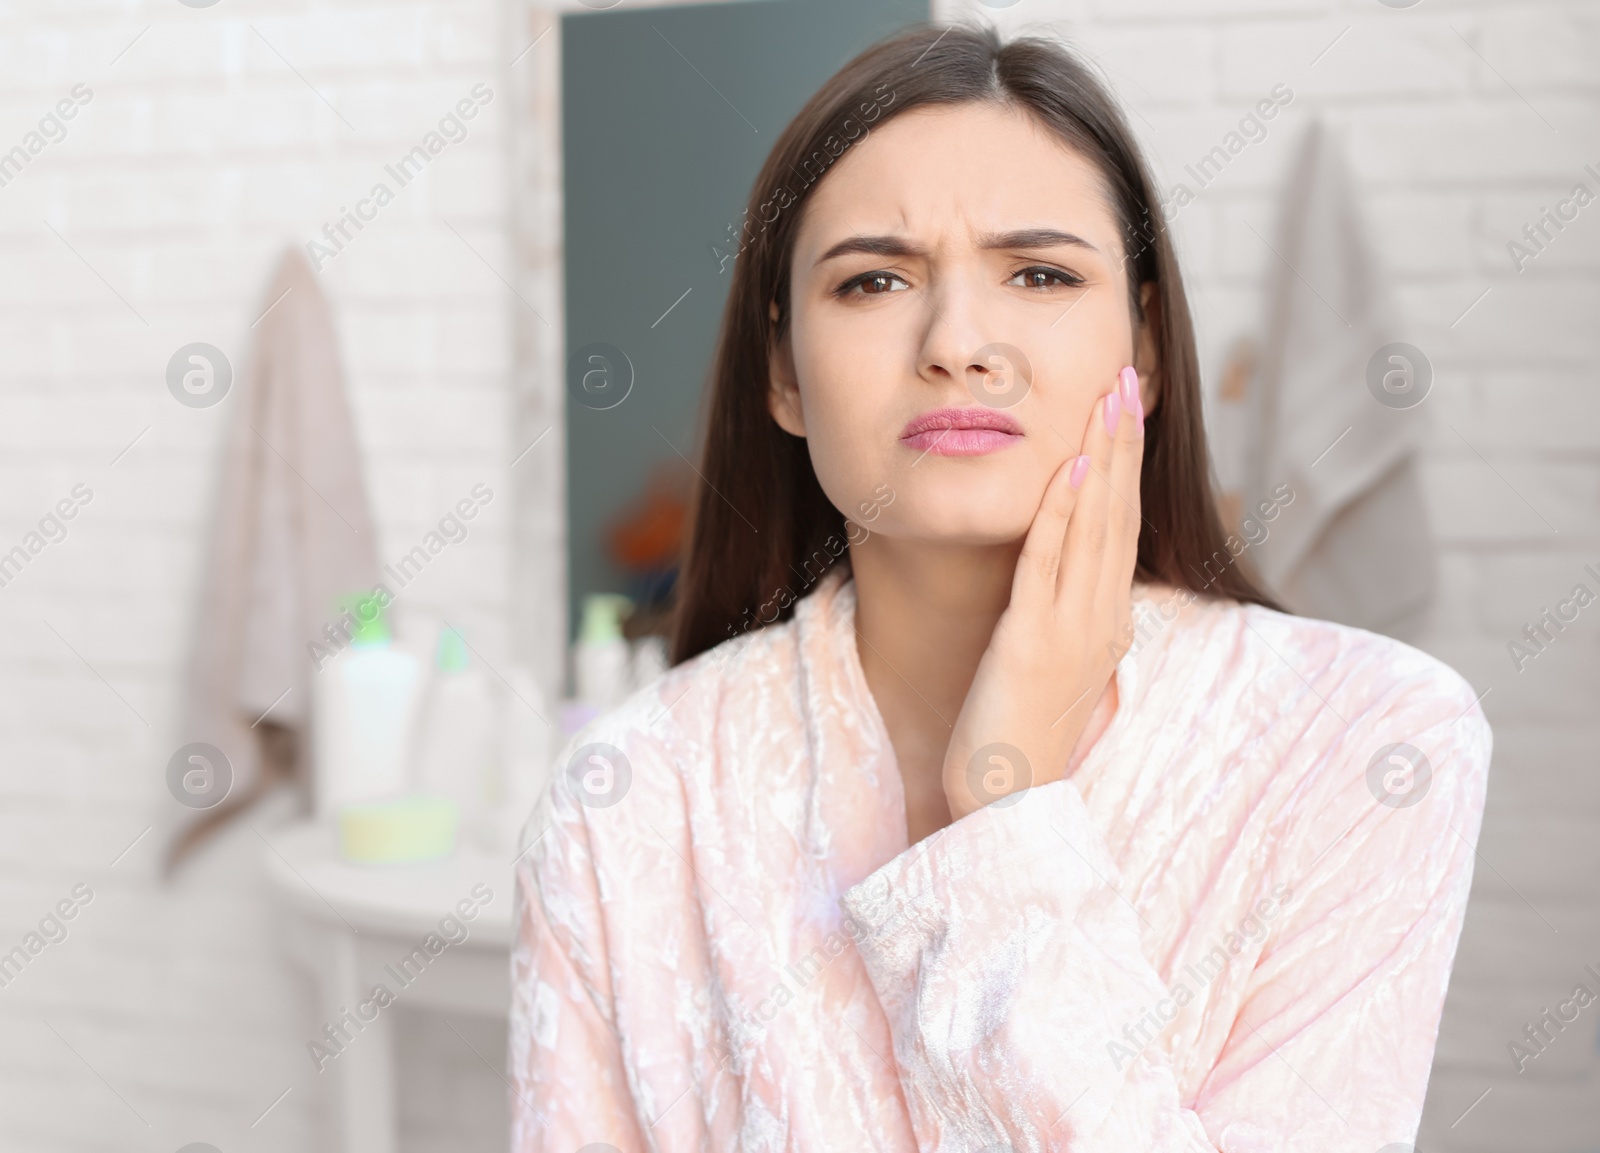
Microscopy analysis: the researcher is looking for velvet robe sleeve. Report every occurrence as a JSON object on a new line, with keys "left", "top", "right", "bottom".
{"left": 837, "top": 679, "right": 1493, "bottom": 1153}
{"left": 509, "top": 781, "right": 651, "bottom": 1152}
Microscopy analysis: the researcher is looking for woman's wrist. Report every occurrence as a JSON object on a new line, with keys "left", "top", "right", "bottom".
{"left": 940, "top": 682, "right": 1100, "bottom": 821}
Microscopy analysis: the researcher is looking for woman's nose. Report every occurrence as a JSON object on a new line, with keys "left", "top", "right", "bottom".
{"left": 915, "top": 280, "right": 992, "bottom": 385}
{"left": 916, "top": 282, "right": 1031, "bottom": 407}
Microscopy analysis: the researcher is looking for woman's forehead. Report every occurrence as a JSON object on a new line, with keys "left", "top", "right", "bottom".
{"left": 792, "top": 102, "right": 1121, "bottom": 262}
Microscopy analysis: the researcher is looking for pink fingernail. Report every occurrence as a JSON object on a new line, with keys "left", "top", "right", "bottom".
{"left": 1120, "top": 366, "right": 1145, "bottom": 433}
{"left": 1069, "top": 454, "right": 1090, "bottom": 489}
{"left": 1119, "top": 366, "right": 1139, "bottom": 407}
{"left": 1104, "top": 390, "right": 1121, "bottom": 435}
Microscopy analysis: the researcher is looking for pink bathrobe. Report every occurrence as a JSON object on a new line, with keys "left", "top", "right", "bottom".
{"left": 510, "top": 568, "right": 1491, "bottom": 1151}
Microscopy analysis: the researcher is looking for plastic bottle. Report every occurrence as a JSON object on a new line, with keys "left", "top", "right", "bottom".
{"left": 412, "top": 626, "right": 495, "bottom": 833}
{"left": 313, "top": 592, "right": 425, "bottom": 819}
{"left": 574, "top": 593, "right": 634, "bottom": 711}
{"left": 630, "top": 634, "right": 669, "bottom": 692}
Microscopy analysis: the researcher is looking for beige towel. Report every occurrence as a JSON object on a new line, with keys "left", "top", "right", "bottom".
{"left": 165, "top": 247, "right": 379, "bottom": 873}
{"left": 1242, "top": 116, "right": 1436, "bottom": 640}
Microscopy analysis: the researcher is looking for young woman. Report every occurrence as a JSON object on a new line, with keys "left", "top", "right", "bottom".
{"left": 512, "top": 23, "right": 1490, "bottom": 1151}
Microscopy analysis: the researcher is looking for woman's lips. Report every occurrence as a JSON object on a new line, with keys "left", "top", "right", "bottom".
{"left": 899, "top": 406, "right": 1024, "bottom": 456}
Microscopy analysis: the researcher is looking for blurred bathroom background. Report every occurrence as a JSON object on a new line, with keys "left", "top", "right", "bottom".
{"left": 0, "top": 0, "right": 1596, "bottom": 1150}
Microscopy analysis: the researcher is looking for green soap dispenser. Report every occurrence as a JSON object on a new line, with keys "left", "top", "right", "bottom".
{"left": 413, "top": 625, "right": 494, "bottom": 828}
{"left": 574, "top": 593, "right": 634, "bottom": 711}
{"left": 312, "top": 591, "right": 425, "bottom": 820}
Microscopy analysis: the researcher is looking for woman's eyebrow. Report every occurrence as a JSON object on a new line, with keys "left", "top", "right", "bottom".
{"left": 815, "top": 227, "right": 1100, "bottom": 267}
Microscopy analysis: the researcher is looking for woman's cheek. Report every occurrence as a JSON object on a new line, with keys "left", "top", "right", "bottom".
{"left": 794, "top": 340, "right": 902, "bottom": 527}
{"left": 806, "top": 423, "right": 889, "bottom": 534}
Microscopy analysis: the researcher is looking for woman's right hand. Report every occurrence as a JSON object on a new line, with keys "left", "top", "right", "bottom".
{"left": 940, "top": 365, "right": 1146, "bottom": 822}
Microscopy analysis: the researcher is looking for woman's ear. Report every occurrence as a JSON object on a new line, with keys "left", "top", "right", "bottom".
{"left": 767, "top": 298, "right": 807, "bottom": 437}
{"left": 1133, "top": 281, "right": 1163, "bottom": 417}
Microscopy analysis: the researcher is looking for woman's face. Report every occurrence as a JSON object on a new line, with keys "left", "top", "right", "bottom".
{"left": 769, "top": 101, "right": 1160, "bottom": 546}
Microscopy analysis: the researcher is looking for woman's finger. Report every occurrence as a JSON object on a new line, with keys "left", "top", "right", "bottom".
{"left": 1010, "top": 451, "right": 1082, "bottom": 619}
{"left": 1097, "top": 365, "right": 1146, "bottom": 656}
{"left": 1100, "top": 365, "right": 1146, "bottom": 610}
{"left": 1058, "top": 384, "right": 1117, "bottom": 616}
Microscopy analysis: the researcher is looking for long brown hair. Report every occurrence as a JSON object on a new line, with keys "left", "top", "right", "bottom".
{"left": 670, "top": 21, "right": 1284, "bottom": 665}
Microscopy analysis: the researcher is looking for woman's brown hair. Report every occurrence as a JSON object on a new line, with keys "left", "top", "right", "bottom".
{"left": 670, "top": 21, "right": 1284, "bottom": 665}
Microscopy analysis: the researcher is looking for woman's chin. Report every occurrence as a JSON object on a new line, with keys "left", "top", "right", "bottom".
{"left": 861, "top": 508, "right": 1034, "bottom": 549}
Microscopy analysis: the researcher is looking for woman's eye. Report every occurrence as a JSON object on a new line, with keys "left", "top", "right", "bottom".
{"left": 839, "top": 272, "right": 908, "bottom": 296}
{"left": 1010, "top": 266, "right": 1082, "bottom": 290}
{"left": 834, "top": 267, "right": 1079, "bottom": 297}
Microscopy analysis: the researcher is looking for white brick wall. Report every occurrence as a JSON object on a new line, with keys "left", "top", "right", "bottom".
{"left": 0, "top": 0, "right": 519, "bottom": 1149}
{"left": 1, "top": 0, "right": 1594, "bottom": 1149}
